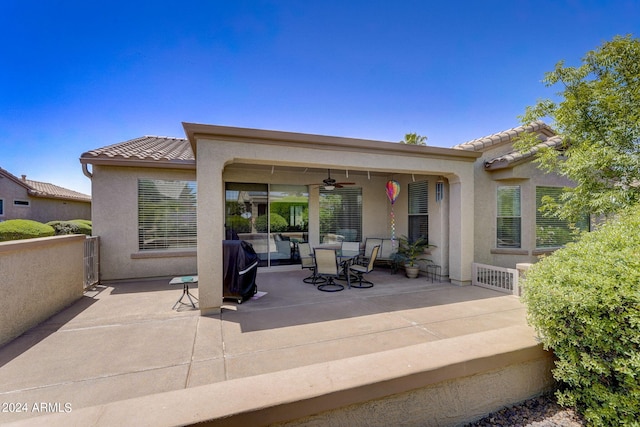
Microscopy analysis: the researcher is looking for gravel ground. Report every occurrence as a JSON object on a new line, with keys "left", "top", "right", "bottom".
{"left": 464, "top": 393, "right": 586, "bottom": 427}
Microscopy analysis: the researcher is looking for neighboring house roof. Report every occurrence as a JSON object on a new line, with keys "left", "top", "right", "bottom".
{"left": 25, "top": 179, "right": 91, "bottom": 202}
{"left": 80, "top": 136, "right": 194, "bottom": 169}
{"left": 0, "top": 167, "right": 91, "bottom": 202}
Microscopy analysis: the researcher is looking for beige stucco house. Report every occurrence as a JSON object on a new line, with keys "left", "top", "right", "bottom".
{"left": 0, "top": 167, "right": 91, "bottom": 222}
{"left": 80, "top": 120, "right": 577, "bottom": 315}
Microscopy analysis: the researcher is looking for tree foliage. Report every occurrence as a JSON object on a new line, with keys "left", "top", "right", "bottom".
{"left": 400, "top": 132, "right": 428, "bottom": 145}
{"left": 518, "top": 35, "right": 640, "bottom": 221}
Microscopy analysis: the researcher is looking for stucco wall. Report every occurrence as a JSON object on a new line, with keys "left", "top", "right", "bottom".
{"left": 473, "top": 149, "right": 576, "bottom": 268}
{"left": 28, "top": 197, "right": 91, "bottom": 222}
{"left": 0, "top": 235, "right": 85, "bottom": 347}
{"left": 91, "top": 165, "right": 197, "bottom": 281}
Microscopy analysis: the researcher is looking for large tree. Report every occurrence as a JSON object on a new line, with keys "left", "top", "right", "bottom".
{"left": 518, "top": 35, "right": 640, "bottom": 221}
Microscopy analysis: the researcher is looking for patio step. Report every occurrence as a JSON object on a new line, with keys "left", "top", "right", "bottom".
{"left": 7, "top": 325, "right": 555, "bottom": 427}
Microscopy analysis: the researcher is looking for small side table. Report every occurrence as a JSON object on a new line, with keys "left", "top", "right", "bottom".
{"left": 425, "top": 264, "right": 441, "bottom": 283}
{"left": 170, "top": 275, "right": 199, "bottom": 309}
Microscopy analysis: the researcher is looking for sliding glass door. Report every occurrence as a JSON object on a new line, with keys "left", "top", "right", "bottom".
{"left": 225, "top": 183, "right": 308, "bottom": 266}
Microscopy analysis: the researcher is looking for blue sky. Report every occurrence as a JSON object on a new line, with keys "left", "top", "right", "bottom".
{"left": 1, "top": 1, "right": 638, "bottom": 195}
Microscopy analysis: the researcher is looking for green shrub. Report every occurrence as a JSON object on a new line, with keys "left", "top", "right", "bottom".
{"left": 0, "top": 219, "right": 55, "bottom": 241}
{"left": 522, "top": 207, "right": 640, "bottom": 426}
{"left": 71, "top": 219, "right": 92, "bottom": 236}
{"left": 254, "top": 213, "right": 288, "bottom": 233}
{"left": 47, "top": 220, "right": 92, "bottom": 236}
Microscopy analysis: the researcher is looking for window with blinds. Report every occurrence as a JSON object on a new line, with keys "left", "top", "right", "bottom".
{"left": 408, "top": 181, "right": 429, "bottom": 242}
{"left": 138, "top": 179, "right": 197, "bottom": 251}
{"left": 536, "top": 186, "right": 588, "bottom": 248}
{"left": 497, "top": 186, "right": 521, "bottom": 248}
{"left": 319, "top": 187, "right": 362, "bottom": 242}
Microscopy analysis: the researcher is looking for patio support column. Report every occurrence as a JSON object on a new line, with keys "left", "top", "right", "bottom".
{"left": 447, "top": 174, "right": 474, "bottom": 286}
{"left": 196, "top": 141, "right": 225, "bottom": 315}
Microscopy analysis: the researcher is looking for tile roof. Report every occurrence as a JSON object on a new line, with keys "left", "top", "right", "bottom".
{"left": 453, "top": 121, "right": 554, "bottom": 152}
{"left": 81, "top": 122, "right": 559, "bottom": 174}
{"left": 25, "top": 179, "right": 91, "bottom": 202}
{"left": 483, "top": 136, "right": 565, "bottom": 170}
{"left": 0, "top": 167, "right": 90, "bottom": 202}
{"left": 80, "top": 136, "right": 194, "bottom": 166}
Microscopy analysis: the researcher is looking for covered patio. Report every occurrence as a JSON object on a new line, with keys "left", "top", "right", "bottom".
{"left": 0, "top": 268, "right": 553, "bottom": 426}
{"left": 184, "top": 122, "right": 482, "bottom": 315}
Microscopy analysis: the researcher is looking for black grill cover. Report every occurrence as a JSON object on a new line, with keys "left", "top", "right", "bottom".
{"left": 222, "top": 240, "right": 259, "bottom": 300}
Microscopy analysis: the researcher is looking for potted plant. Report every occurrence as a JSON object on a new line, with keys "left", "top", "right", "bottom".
{"left": 396, "top": 235, "right": 433, "bottom": 278}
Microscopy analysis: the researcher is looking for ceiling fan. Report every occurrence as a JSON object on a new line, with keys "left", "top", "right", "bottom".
{"left": 309, "top": 169, "right": 355, "bottom": 190}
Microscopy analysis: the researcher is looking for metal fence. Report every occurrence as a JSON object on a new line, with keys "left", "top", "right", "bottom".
{"left": 83, "top": 236, "right": 100, "bottom": 289}
{"left": 472, "top": 263, "right": 520, "bottom": 296}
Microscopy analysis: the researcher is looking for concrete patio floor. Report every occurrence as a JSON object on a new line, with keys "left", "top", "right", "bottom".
{"left": 0, "top": 268, "right": 539, "bottom": 425}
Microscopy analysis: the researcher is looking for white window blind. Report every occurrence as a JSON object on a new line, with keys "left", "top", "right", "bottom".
{"left": 497, "top": 186, "right": 521, "bottom": 248}
{"left": 536, "top": 186, "right": 588, "bottom": 248}
{"left": 408, "top": 180, "right": 429, "bottom": 242}
{"left": 319, "top": 187, "right": 362, "bottom": 242}
{"left": 138, "top": 179, "right": 197, "bottom": 250}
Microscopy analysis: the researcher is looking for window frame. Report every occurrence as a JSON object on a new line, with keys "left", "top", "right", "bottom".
{"left": 319, "top": 187, "right": 362, "bottom": 243}
{"left": 138, "top": 178, "right": 197, "bottom": 251}
{"left": 535, "top": 186, "right": 588, "bottom": 248}
{"left": 408, "top": 180, "right": 429, "bottom": 242}
{"left": 496, "top": 185, "right": 521, "bottom": 248}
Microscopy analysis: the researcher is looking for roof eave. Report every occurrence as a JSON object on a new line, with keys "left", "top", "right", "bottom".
{"left": 484, "top": 157, "right": 530, "bottom": 171}
{"left": 0, "top": 168, "right": 32, "bottom": 191}
{"left": 454, "top": 120, "right": 556, "bottom": 152}
{"left": 79, "top": 156, "right": 196, "bottom": 170}
{"left": 27, "top": 190, "right": 91, "bottom": 203}
{"left": 182, "top": 122, "right": 481, "bottom": 162}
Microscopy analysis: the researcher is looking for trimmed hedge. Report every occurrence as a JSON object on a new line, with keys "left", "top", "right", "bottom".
{"left": 47, "top": 220, "right": 92, "bottom": 236}
{"left": 522, "top": 207, "right": 640, "bottom": 426}
{"left": 0, "top": 219, "right": 55, "bottom": 242}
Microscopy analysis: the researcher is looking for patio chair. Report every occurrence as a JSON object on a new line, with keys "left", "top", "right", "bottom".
{"left": 348, "top": 245, "right": 380, "bottom": 288}
{"left": 357, "top": 238, "right": 382, "bottom": 265}
{"left": 341, "top": 241, "right": 361, "bottom": 255}
{"left": 314, "top": 248, "right": 344, "bottom": 292}
{"left": 299, "top": 242, "right": 326, "bottom": 285}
